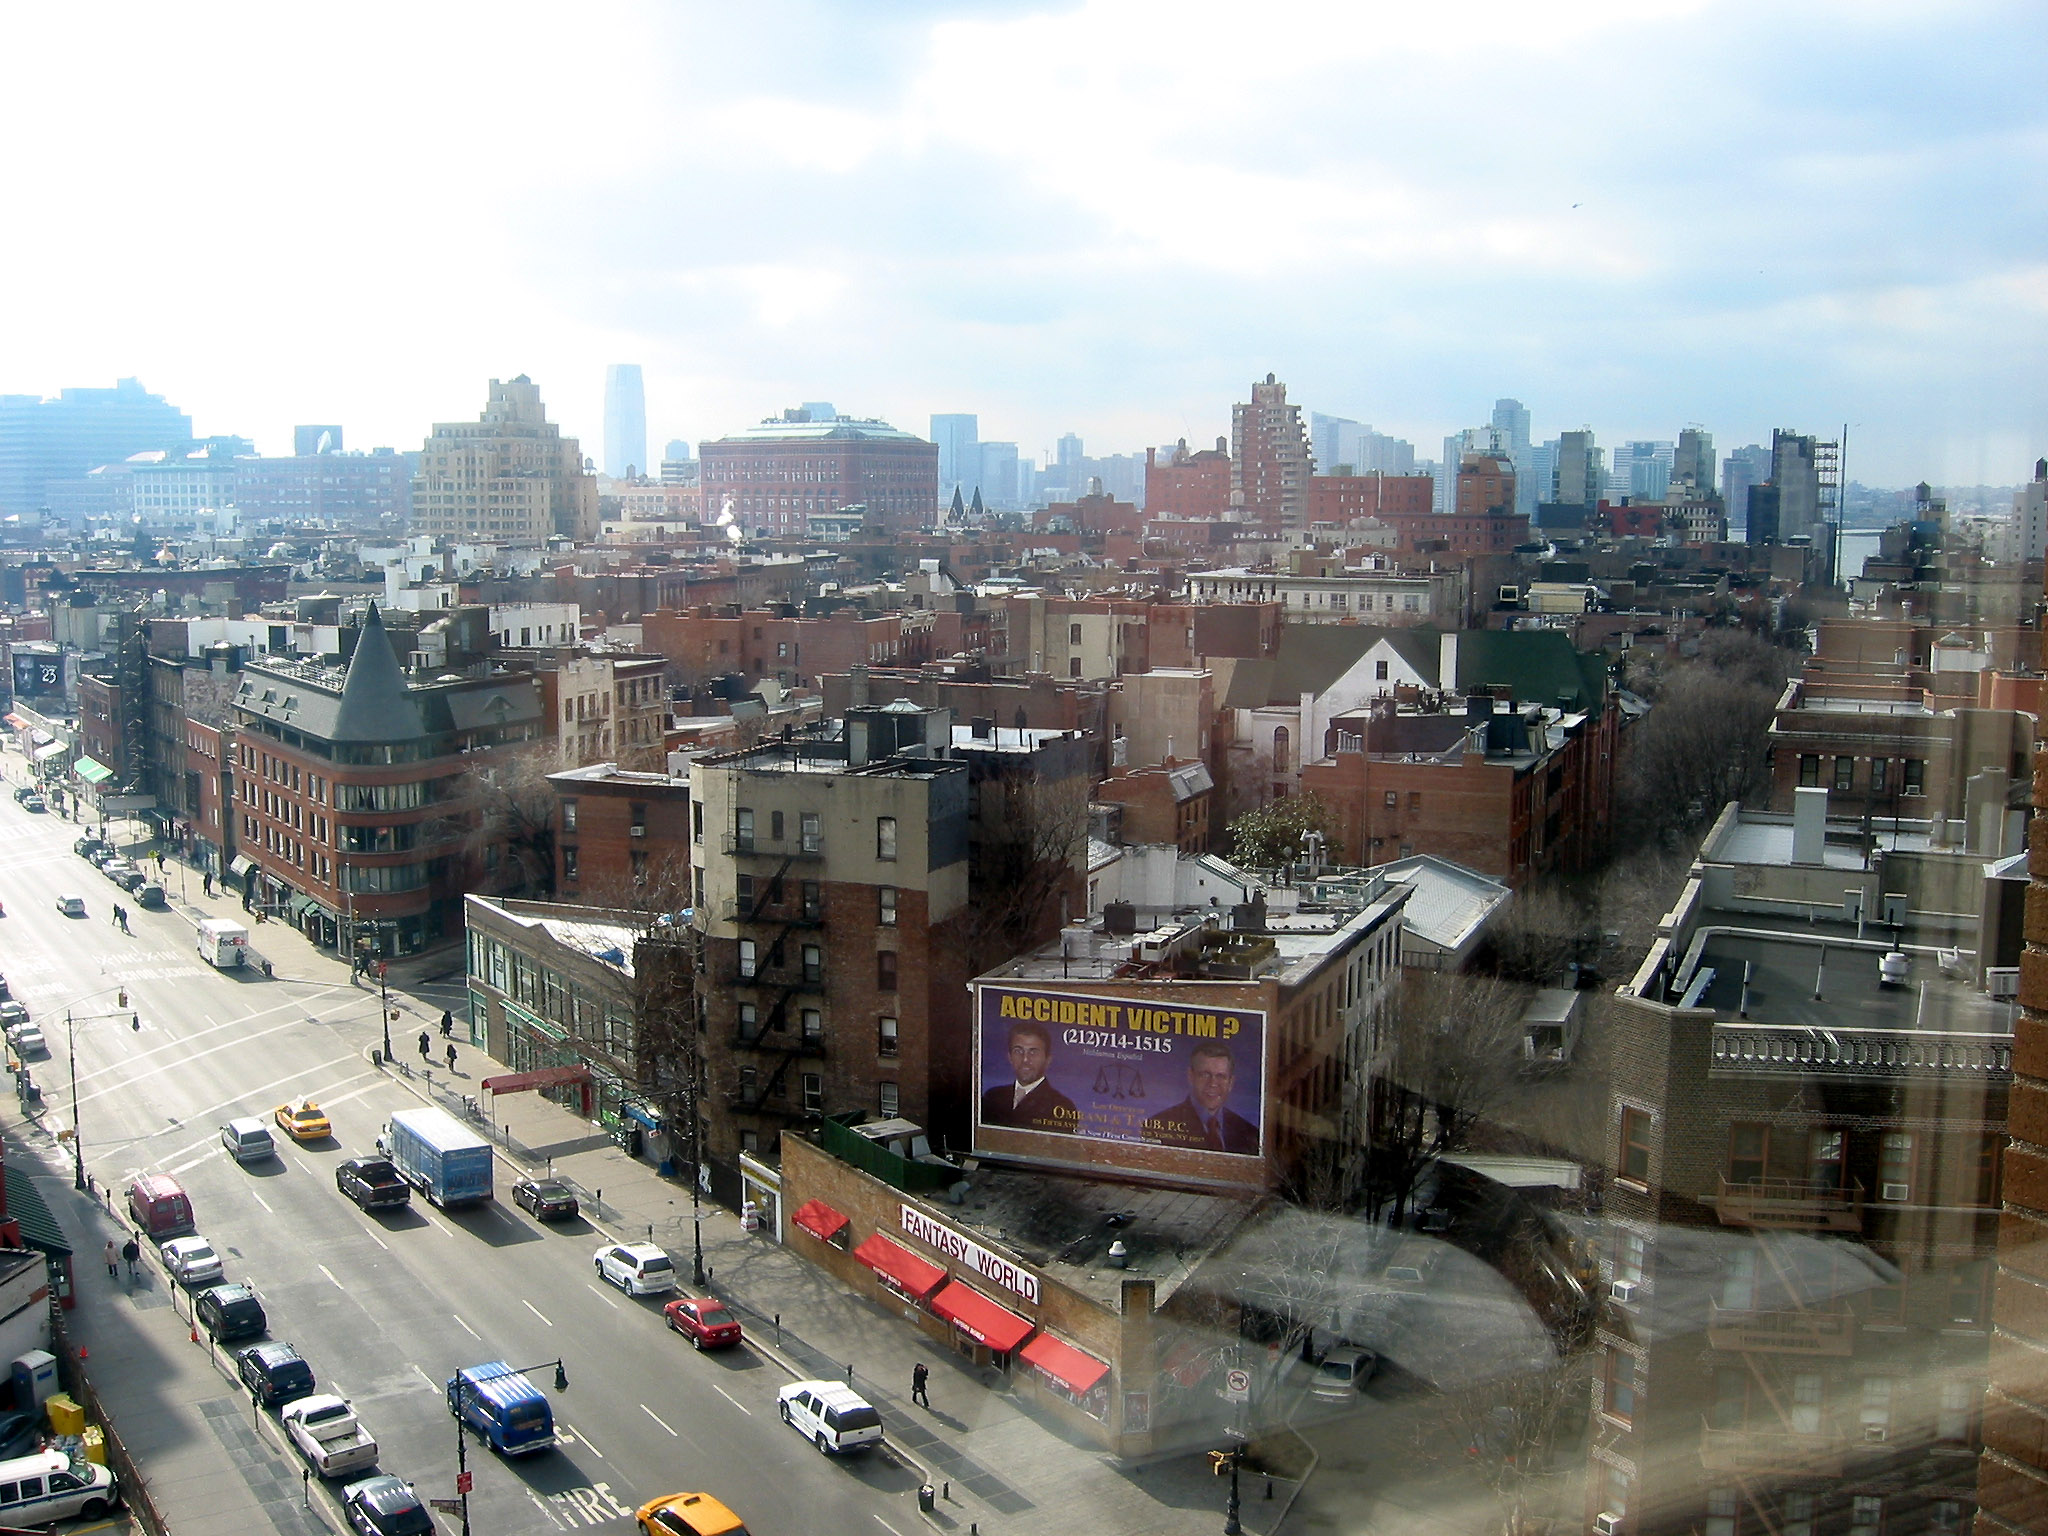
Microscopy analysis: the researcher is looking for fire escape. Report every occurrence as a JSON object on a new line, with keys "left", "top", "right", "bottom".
{"left": 722, "top": 837, "right": 827, "bottom": 1118}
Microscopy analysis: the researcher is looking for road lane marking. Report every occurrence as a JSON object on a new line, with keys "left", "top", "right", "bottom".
{"left": 410, "top": 1364, "right": 437, "bottom": 1393}
{"left": 317, "top": 1264, "right": 340, "bottom": 1289}
{"left": 66, "top": 996, "right": 341, "bottom": 1088}
{"left": 640, "top": 1405, "right": 677, "bottom": 1437}
{"left": 453, "top": 1314, "right": 480, "bottom": 1340}
{"left": 523, "top": 1299, "right": 551, "bottom": 1326}
{"left": 564, "top": 1421, "right": 604, "bottom": 1459}
{"left": 710, "top": 1382, "right": 751, "bottom": 1416}
{"left": 250, "top": 1192, "right": 272, "bottom": 1214}
{"left": 876, "top": 1520, "right": 906, "bottom": 1536}
{"left": 587, "top": 1285, "right": 619, "bottom": 1309}
{"left": 76, "top": 1047, "right": 360, "bottom": 1118}
{"left": 357, "top": 1226, "right": 388, "bottom": 1251}
{"left": 525, "top": 1489, "right": 568, "bottom": 1530}
{"left": 164, "top": 1148, "right": 226, "bottom": 1177}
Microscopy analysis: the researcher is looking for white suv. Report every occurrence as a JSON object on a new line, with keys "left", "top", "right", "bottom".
{"left": 777, "top": 1380, "right": 883, "bottom": 1454}
{"left": 593, "top": 1242, "right": 676, "bottom": 1296}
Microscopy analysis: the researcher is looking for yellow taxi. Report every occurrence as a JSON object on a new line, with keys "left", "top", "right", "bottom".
{"left": 272, "top": 1099, "right": 332, "bottom": 1142}
{"left": 635, "top": 1492, "right": 750, "bottom": 1536}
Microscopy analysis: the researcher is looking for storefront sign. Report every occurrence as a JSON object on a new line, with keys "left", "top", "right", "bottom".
{"left": 900, "top": 1204, "right": 1040, "bottom": 1305}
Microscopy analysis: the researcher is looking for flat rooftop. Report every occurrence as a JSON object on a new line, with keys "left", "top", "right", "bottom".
{"left": 1686, "top": 926, "right": 2007, "bottom": 1035}
{"left": 1709, "top": 819, "right": 1933, "bottom": 867}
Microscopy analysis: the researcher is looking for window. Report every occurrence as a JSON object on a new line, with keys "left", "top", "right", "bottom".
{"left": 1719, "top": 1248, "right": 1757, "bottom": 1311}
{"left": 1860, "top": 1376, "right": 1894, "bottom": 1438}
{"left": 737, "top": 1002, "right": 758, "bottom": 1039}
{"left": 1602, "top": 1347, "right": 1639, "bottom": 1424}
{"left": 876, "top": 817, "right": 897, "bottom": 860}
{"left": 877, "top": 951, "right": 897, "bottom": 990}
{"left": 631, "top": 850, "right": 647, "bottom": 885}
{"left": 1979, "top": 1138, "right": 2003, "bottom": 1205}
{"left": 1780, "top": 1494, "right": 1814, "bottom": 1536}
{"left": 1620, "top": 1108, "right": 1652, "bottom": 1183}
{"left": 802, "top": 1073, "right": 823, "bottom": 1112}
{"left": 1903, "top": 758, "right": 1925, "bottom": 794}
{"left": 736, "top": 872, "right": 755, "bottom": 911}
{"left": 1070, "top": 657, "right": 1082, "bottom": 677}
{"left": 735, "top": 807, "right": 755, "bottom": 851}
{"left": 1069, "top": 623, "right": 1082, "bottom": 644}
{"left": 562, "top": 846, "right": 578, "bottom": 881}
{"left": 1936, "top": 1378, "right": 1979, "bottom": 1443}
{"left": 693, "top": 802, "right": 704, "bottom": 842}
{"left": 630, "top": 802, "right": 647, "bottom": 834}
{"left": 1807, "top": 1129, "right": 1845, "bottom": 1191}
{"left": 878, "top": 886, "right": 897, "bottom": 925}
{"left": 1614, "top": 1228, "right": 1646, "bottom": 1286}
{"left": 801, "top": 880, "right": 822, "bottom": 921}
{"left": 1870, "top": 756, "right": 1888, "bottom": 792}
{"left": 879, "top": 1015, "right": 898, "bottom": 1057}
{"left": 1928, "top": 1501, "right": 1964, "bottom": 1536}
{"left": 738, "top": 939, "right": 757, "bottom": 979}
{"left": 1790, "top": 1371, "right": 1824, "bottom": 1434}
{"left": 1704, "top": 1489, "right": 1738, "bottom": 1536}
{"left": 738, "top": 1065, "right": 757, "bottom": 1101}
{"left": 561, "top": 798, "right": 578, "bottom": 832}
{"left": 1833, "top": 755, "right": 1855, "bottom": 792}
{"left": 1375, "top": 659, "right": 1389, "bottom": 680}
{"left": 1728, "top": 1124, "right": 1768, "bottom": 1187}
{"left": 1798, "top": 754, "right": 1821, "bottom": 787}
{"left": 801, "top": 1008, "right": 822, "bottom": 1044}
{"left": 802, "top": 945, "right": 822, "bottom": 984}
{"left": 1271, "top": 726, "right": 1289, "bottom": 774}
{"left": 1948, "top": 1261, "right": 1989, "bottom": 1325}
{"left": 1879, "top": 1131, "right": 1914, "bottom": 1201}
{"left": 878, "top": 1082, "right": 899, "bottom": 1117}
{"left": 1848, "top": 1495, "right": 1883, "bottom": 1536}
{"left": 1383, "top": 789, "right": 1398, "bottom": 809}
{"left": 800, "top": 811, "right": 821, "bottom": 852}
{"left": 771, "top": 810, "right": 785, "bottom": 842}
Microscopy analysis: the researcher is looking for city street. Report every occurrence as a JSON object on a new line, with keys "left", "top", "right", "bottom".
{"left": 0, "top": 793, "right": 927, "bottom": 1535}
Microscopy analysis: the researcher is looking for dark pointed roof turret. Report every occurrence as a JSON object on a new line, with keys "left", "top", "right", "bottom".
{"left": 331, "top": 603, "right": 426, "bottom": 743}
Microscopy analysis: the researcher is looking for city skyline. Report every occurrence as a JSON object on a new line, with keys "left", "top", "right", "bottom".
{"left": 0, "top": 2, "right": 2037, "bottom": 486}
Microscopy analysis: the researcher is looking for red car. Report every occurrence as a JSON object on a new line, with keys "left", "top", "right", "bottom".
{"left": 663, "top": 1296, "right": 743, "bottom": 1349}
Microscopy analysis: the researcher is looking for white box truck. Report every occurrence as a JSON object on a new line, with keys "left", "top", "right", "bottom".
{"left": 196, "top": 918, "right": 251, "bottom": 968}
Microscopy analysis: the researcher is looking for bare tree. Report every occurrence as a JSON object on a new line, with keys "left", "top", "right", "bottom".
{"left": 460, "top": 744, "right": 568, "bottom": 898}
{"left": 1482, "top": 883, "right": 1587, "bottom": 985}
{"left": 1616, "top": 666, "right": 1779, "bottom": 847}
{"left": 1432, "top": 1339, "right": 1595, "bottom": 1536}
{"left": 1365, "top": 970, "right": 1535, "bottom": 1225}
{"left": 964, "top": 771, "right": 1092, "bottom": 974}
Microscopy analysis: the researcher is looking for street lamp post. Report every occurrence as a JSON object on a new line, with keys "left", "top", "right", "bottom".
{"left": 61, "top": 988, "right": 133, "bottom": 1191}
{"left": 689, "top": 1055, "right": 706, "bottom": 1287}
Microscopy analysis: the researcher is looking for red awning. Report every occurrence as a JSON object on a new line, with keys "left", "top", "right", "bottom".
{"left": 1019, "top": 1333, "right": 1110, "bottom": 1395}
{"left": 852, "top": 1234, "right": 946, "bottom": 1300}
{"left": 930, "top": 1281, "right": 1035, "bottom": 1352}
{"left": 1, "top": 714, "right": 22, "bottom": 730}
{"left": 790, "top": 1198, "right": 848, "bottom": 1243}
{"left": 481, "top": 1065, "right": 592, "bottom": 1094}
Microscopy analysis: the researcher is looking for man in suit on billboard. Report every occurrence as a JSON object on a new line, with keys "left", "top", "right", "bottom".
{"left": 981, "top": 1020, "right": 1080, "bottom": 1134}
{"left": 1143, "top": 1041, "right": 1258, "bottom": 1154}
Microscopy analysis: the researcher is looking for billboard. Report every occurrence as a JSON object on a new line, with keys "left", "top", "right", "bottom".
{"left": 12, "top": 651, "right": 61, "bottom": 699}
{"left": 973, "top": 983, "right": 1265, "bottom": 1159}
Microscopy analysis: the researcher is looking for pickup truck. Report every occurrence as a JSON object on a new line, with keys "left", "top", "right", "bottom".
{"left": 335, "top": 1157, "right": 411, "bottom": 1211}
{"left": 280, "top": 1394, "right": 378, "bottom": 1478}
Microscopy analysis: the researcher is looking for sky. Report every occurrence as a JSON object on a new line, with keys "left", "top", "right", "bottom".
{"left": 0, "top": 0, "right": 2041, "bottom": 487}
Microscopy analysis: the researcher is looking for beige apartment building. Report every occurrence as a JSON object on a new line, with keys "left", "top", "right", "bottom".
{"left": 412, "top": 376, "right": 599, "bottom": 545}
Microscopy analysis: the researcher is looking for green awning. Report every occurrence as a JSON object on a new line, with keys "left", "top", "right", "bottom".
{"left": 73, "top": 757, "right": 113, "bottom": 784}
{"left": 4, "top": 1166, "right": 71, "bottom": 1257}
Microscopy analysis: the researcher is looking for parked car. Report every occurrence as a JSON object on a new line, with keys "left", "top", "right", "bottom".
{"left": 136, "top": 883, "right": 167, "bottom": 908}
{"left": 274, "top": 1099, "right": 331, "bottom": 1142}
{"left": 73, "top": 836, "right": 108, "bottom": 860}
{"left": 510, "top": 1177, "right": 578, "bottom": 1221}
{"left": 282, "top": 1395, "right": 377, "bottom": 1478}
{"left": 21, "top": 794, "right": 45, "bottom": 813}
{"left": 105, "top": 864, "right": 145, "bottom": 892}
{"left": 336, "top": 1158, "right": 410, "bottom": 1211}
{"left": 1310, "top": 1344, "right": 1378, "bottom": 1400}
{"left": 55, "top": 895, "right": 85, "bottom": 918}
{"left": 663, "top": 1296, "right": 743, "bottom": 1350}
{"left": 0, "top": 1002, "right": 29, "bottom": 1028}
{"left": 161, "top": 1236, "right": 225, "bottom": 1288}
{"left": 342, "top": 1474, "right": 433, "bottom": 1536}
{"left": 776, "top": 1380, "right": 883, "bottom": 1455}
{"left": 11, "top": 786, "right": 33, "bottom": 805}
{"left": 595, "top": 1242, "right": 676, "bottom": 1296}
{"left": 7, "top": 1026, "right": 44, "bottom": 1059}
{"left": 0, "top": 972, "right": 10, "bottom": 1000}
{"left": 194, "top": 1282, "right": 267, "bottom": 1343}
{"left": 235, "top": 1341, "right": 315, "bottom": 1406}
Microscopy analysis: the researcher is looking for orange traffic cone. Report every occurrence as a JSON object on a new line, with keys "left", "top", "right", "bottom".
{"left": 189, "top": 1326, "right": 198, "bottom": 1344}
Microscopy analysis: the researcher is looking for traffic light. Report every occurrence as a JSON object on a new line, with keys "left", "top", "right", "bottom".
{"left": 1209, "top": 1451, "right": 1231, "bottom": 1477}
{"left": 116, "top": 990, "right": 127, "bottom": 1008}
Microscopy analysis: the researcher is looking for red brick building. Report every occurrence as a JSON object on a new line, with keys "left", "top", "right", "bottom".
{"left": 1144, "top": 438, "right": 1231, "bottom": 519}
{"left": 1307, "top": 471, "right": 1436, "bottom": 527}
{"left": 548, "top": 762, "right": 694, "bottom": 904}
{"left": 698, "top": 413, "right": 938, "bottom": 539}
{"left": 1093, "top": 760, "right": 1212, "bottom": 853}
{"left": 643, "top": 606, "right": 920, "bottom": 690}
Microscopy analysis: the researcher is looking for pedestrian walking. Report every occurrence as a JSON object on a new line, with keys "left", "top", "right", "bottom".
{"left": 104, "top": 1239, "right": 118, "bottom": 1279}
{"left": 121, "top": 1237, "right": 139, "bottom": 1282}
{"left": 417, "top": 1030, "right": 431, "bottom": 1063}
{"left": 445, "top": 1043, "right": 458, "bottom": 1072}
{"left": 201, "top": 871, "right": 212, "bottom": 897}
{"left": 439, "top": 1010, "right": 453, "bottom": 1038}
{"left": 912, "top": 1362, "right": 930, "bottom": 1408}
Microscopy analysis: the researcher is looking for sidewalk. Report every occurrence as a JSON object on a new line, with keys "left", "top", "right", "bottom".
{"left": 93, "top": 850, "right": 1300, "bottom": 1535}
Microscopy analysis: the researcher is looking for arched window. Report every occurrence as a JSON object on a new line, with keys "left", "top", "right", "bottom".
{"left": 1272, "top": 726, "right": 1290, "bottom": 774}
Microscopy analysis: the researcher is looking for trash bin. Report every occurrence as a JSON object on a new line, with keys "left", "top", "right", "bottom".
{"left": 917, "top": 1485, "right": 935, "bottom": 1514}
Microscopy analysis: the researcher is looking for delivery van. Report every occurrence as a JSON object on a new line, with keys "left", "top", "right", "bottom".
{"left": 196, "top": 917, "right": 250, "bottom": 968}
{"left": 447, "top": 1362, "right": 554, "bottom": 1456}
{"left": 0, "top": 1451, "right": 119, "bottom": 1523}
{"left": 127, "top": 1174, "right": 195, "bottom": 1241}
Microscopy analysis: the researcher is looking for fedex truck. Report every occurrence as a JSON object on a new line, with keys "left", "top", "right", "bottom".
{"left": 196, "top": 918, "right": 251, "bottom": 968}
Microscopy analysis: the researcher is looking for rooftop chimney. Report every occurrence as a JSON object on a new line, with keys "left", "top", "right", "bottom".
{"left": 1791, "top": 785, "right": 1828, "bottom": 865}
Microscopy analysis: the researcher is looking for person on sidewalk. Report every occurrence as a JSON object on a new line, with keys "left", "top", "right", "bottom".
{"left": 104, "top": 1239, "right": 117, "bottom": 1279}
{"left": 417, "top": 1031, "right": 431, "bottom": 1063}
{"left": 121, "top": 1237, "right": 139, "bottom": 1282}
{"left": 912, "top": 1362, "right": 930, "bottom": 1408}
{"left": 445, "top": 1043, "right": 457, "bottom": 1073}
{"left": 202, "top": 872, "right": 212, "bottom": 898}
{"left": 439, "top": 1010, "right": 453, "bottom": 1038}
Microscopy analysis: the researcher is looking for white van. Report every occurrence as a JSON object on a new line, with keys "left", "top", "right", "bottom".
{"left": 196, "top": 917, "right": 250, "bottom": 969}
{"left": 0, "top": 1451, "right": 119, "bottom": 1522}
{"left": 221, "top": 1118, "right": 277, "bottom": 1163}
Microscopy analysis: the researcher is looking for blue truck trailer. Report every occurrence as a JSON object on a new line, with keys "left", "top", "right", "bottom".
{"left": 379, "top": 1106, "right": 493, "bottom": 1207}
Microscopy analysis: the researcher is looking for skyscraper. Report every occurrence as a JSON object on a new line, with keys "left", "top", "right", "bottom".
{"left": 1231, "top": 373, "right": 1314, "bottom": 527}
{"left": 1611, "top": 440, "right": 1674, "bottom": 502}
{"left": 1491, "top": 398, "right": 1536, "bottom": 519}
{"left": 930, "top": 414, "right": 979, "bottom": 502}
{"left": 413, "top": 376, "right": 599, "bottom": 544}
{"left": 1672, "top": 427, "right": 1714, "bottom": 491}
{"left": 1720, "top": 443, "right": 1773, "bottom": 539}
{"left": 0, "top": 378, "right": 193, "bottom": 517}
{"left": 603, "top": 364, "right": 647, "bottom": 480}
{"left": 1554, "top": 430, "right": 1603, "bottom": 508}
{"left": 1770, "top": 428, "right": 1837, "bottom": 543}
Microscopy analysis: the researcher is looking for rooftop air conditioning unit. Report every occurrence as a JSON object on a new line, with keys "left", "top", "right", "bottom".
{"left": 1881, "top": 1183, "right": 1910, "bottom": 1203}
{"left": 1863, "top": 1424, "right": 1889, "bottom": 1443}
{"left": 1610, "top": 1279, "right": 1638, "bottom": 1305}
{"left": 1593, "top": 1513, "right": 1623, "bottom": 1536}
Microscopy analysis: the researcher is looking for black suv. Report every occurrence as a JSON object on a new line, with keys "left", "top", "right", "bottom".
{"left": 195, "top": 1283, "right": 267, "bottom": 1343}
{"left": 336, "top": 1158, "right": 411, "bottom": 1211}
{"left": 236, "top": 1341, "right": 315, "bottom": 1406}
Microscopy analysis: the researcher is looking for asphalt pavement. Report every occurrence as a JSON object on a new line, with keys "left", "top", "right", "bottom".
{"left": 2, "top": 780, "right": 1324, "bottom": 1536}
